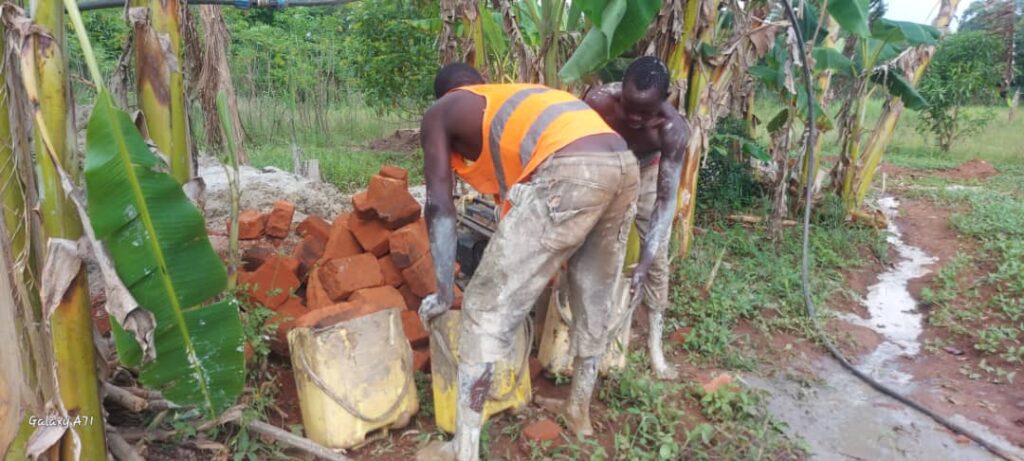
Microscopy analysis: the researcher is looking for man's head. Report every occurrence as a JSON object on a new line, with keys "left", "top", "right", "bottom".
{"left": 434, "top": 63, "right": 485, "bottom": 99}
{"left": 621, "top": 56, "right": 670, "bottom": 129}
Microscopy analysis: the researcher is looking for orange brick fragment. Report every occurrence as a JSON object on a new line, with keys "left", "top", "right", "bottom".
{"left": 265, "top": 200, "right": 296, "bottom": 238}
{"left": 319, "top": 253, "right": 383, "bottom": 301}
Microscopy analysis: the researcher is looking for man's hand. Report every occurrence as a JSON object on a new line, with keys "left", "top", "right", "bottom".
{"left": 629, "top": 261, "right": 652, "bottom": 309}
{"left": 419, "top": 292, "right": 453, "bottom": 330}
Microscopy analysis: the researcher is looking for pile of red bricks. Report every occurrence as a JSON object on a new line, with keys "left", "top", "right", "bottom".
{"left": 233, "top": 165, "right": 459, "bottom": 370}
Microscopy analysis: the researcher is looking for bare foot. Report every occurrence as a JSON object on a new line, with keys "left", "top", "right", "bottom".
{"left": 415, "top": 440, "right": 456, "bottom": 461}
{"left": 534, "top": 395, "right": 594, "bottom": 436}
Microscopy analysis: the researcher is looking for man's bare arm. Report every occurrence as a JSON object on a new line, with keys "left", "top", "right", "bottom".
{"left": 419, "top": 101, "right": 458, "bottom": 326}
{"left": 631, "top": 107, "right": 689, "bottom": 295}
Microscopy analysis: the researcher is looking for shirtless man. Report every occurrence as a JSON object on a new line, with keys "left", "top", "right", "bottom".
{"left": 584, "top": 56, "right": 690, "bottom": 380}
{"left": 415, "top": 63, "right": 641, "bottom": 460}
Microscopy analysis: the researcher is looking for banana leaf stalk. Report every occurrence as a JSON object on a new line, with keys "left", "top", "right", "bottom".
{"left": 216, "top": 92, "right": 241, "bottom": 291}
{"left": 130, "top": 0, "right": 190, "bottom": 184}
{"left": 22, "top": 0, "right": 107, "bottom": 455}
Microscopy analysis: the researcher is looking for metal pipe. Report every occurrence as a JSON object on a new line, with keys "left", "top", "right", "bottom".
{"left": 78, "top": 0, "right": 352, "bottom": 11}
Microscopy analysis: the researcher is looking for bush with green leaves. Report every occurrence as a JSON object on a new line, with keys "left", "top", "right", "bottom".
{"left": 917, "top": 31, "right": 1004, "bottom": 152}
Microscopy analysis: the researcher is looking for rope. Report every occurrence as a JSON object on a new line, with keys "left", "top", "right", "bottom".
{"left": 782, "top": 2, "right": 1019, "bottom": 460}
{"left": 292, "top": 319, "right": 414, "bottom": 425}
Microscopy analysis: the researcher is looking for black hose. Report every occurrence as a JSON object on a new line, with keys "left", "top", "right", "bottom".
{"left": 78, "top": 0, "right": 351, "bottom": 11}
{"left": 780, "top": 1, "right": 1020, "bottom": 460}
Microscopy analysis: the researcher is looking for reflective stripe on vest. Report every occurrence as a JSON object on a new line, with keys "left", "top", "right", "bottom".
{"left": 486, "top": 88, "right": 594, "bottom": 202}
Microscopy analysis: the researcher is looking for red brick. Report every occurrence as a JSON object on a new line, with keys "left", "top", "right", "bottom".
{"left": 352, "top": 191, "right": 377, "bottom": 220}
{"left": 319, "top": 253, "right": 383, "bottom": 301}
{"left": 378, "top": 256, "right": 404, "bottom": 287}
{"left": 389, "top": 220, "right": 430, "bottom": 269}
{"left": 398, "top": 284, "right": 422, "bottom": 311}
{"left": 293, "top": 301, "right": 391, "bottom": 329}
{"left": 350, "top": 285, "right": 406, "bottom": 310}
{"left": 401, "top": 310, "right": 429, "bottom": 347}
{"left": 267, "top": 296, "right": 308, "bottom": 357}
{"left": 379, "top": 165, "right": 409, "bottom": 184}
{"left": 702, "top": 374, "right": 734, "bottom": 394}
{"left": 296, "top": 215, "right": 331, "bottom": 242}
{"left": 523, "top": 419, "right": 562, "bottom": 443}
{"left": 401, "top": 255, "right": 437, "bottom": 298}
{"left": 412, "top": 349, "right": 430, "bottom": 373}
{"left": 321, "top": 214, "right": 363, "bottom": 261}
{"left": 292, "top": 236, "right": 325, "bottom": 281}
{"left": 242, "top": 256, "right": 301, "bottom": 309}
{"left": 348, "top": 215, "right": 392, "bottom": 257}
{"left": 366, "top": 175, "right": 421, "bottom": 230}
{"left": 242, "top": 245, "right": 276, "bottom": 272}
{"left": 265, "top": 200, "right": 296, "bottom": 238}
{"left": 236, "top": 210, "right": 265, "bottom": 240}
{"left": 278, "top": 256, "right": 301, "bottom": 276}
{"left": 305, "top": 268, "right": 333, "bottom": 310}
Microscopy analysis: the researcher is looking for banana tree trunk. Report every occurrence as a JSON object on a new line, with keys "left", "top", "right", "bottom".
{"left": 439, "top": 0, "right": 482, "bottom": 69}
{"left": 130, "top": 0, "right": 191, "bottom": 184}
{"left": 851, "top": 0, "right": 960, "bottom": 207}
{"left": 29, "top": 0, "right": 107, "bottom": 457}
{"left": 197, "top": 5, "right": 248, "bottom": 163}
{"left": 800, "top": 17, "right": 841, "bottom": 199}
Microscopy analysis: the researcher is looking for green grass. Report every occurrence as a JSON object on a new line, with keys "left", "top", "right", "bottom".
{"left": 247, "top": 143, "right": 423, "bottom": 193}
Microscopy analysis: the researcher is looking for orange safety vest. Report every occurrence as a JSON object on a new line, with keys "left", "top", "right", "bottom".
{"left": 450, "top": 84, "right": 616, "bottom": 215}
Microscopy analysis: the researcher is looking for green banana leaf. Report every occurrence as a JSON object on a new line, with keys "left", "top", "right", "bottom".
{"left": 85, "top": 90, "right": 244, "bottom": 417}
{"left": 479, "top": 3, "right": 508, "bottom": 56}
{"left": 871, "top": 70, "right": 929, "bottom": 110}
{"left": 558, "top": 0, "right": 661, "bottom": 82}
{"left": 827, "top": 0, "right": 871, "bottom": 39}
{"left": 870, "top": 18, "right": 940, "bottom": 46}
{"left": 813, "top": 47, "right": 856, "bottom": 76}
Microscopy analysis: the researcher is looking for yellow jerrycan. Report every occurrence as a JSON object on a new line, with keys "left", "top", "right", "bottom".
{"left": 288, "top": 307, "right": 418, "bottom": 449}
{"left": 537, "top": 269, "right": 633, "bottom": 376}
{"left": 430, "top": 310, "right": 532, "bottom": 433}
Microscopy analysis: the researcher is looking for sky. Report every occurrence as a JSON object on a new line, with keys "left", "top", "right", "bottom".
{"left": 883, "top": 0, "right": 975, "bottom": 29}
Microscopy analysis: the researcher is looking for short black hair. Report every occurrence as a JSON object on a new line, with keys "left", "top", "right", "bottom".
{"left": 623, "top": 56, "right": 670, "bottom": 99}
{"left": 433, "top": 63, "right": 484, "bottom": 99}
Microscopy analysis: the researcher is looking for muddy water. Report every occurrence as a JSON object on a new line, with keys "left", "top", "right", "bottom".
{"left": 746, "top": 197, "right": 1024, "bottom": 461}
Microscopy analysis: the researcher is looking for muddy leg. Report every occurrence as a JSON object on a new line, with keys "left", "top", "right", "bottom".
{"left": 648, "top": 310, "right": 679, "bottom": 381}
{"left": 535, "top": 356, "right": 598, "bottom": 436}
{"left": 416, "top": 363, "right": 493, "bottom": 461}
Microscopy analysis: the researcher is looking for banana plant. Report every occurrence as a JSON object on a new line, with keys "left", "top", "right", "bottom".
{"left": 558, "top": 0, "right": 662, "bottom": 84}
{"left": 63, "top": 0, "right": 245, "bottom": 418}
{"left": 824, "top": 0, "right": 940, "bottom": 210}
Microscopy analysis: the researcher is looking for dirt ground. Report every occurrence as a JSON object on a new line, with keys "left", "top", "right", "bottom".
{"left": 367, "top": 129, "right": 421, "bottom": 153}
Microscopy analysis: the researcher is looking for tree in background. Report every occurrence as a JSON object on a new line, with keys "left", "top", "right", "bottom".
{"left": 917, "top": 31, "right": 1003, "bottom": 152}
{"left": 960, "top": 0, "right": 1023, "bottom": 117}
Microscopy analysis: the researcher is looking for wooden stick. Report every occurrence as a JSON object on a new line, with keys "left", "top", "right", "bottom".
{"left": 103, "top": 382, "right": 149, "bottom": 412}
{"left": 240, "top": 420, "right": 352, "bottom": 461}
{"left": 106, "top": 429, "right": 145, "bottom": 461}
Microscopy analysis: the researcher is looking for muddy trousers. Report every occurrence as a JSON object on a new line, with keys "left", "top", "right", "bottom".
{"left": 634, "top": 162, "right": 672, "bottom": 313}
{"left": 459, "top": 150, "right": 640, "bottom": 365}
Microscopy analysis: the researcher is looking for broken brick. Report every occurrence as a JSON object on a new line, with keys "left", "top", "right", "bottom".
{"left": 389, "top": 220, "right": 430, "bottom": 269}
{"left": 350, "top": 285, "right": 406, "bottom": 310}
{"left": 401, "top": 310, "right": 429, "bottom": 347}
{"left": 352, "top": 192, "right": 377, "bottom": 220}
{"left": 378, "top": 256, "right": 404, "bottom": 287}
{"left": 702, "top": 374, "right": 734, "bottom": 394}
{"left": 278, "top": 256, "right": 301, "bottom": 276}
{"left": 242, "top": 245, "right": 276, "bottom": 272}
{"left": 412, "top": 349, "right": 430, "bottom": 373}
{"left": 265, "top": 200, "right": 296, "bottom": 238}
{"left": 321, "top": 214, "right": 363, "bottom": 261}
{"left": 398, "top": 284, "right": 422, "bottom": 311}
{"left": 242, "top": 256, "right": 301, "bottom": 309}
{"left": 366, "top": 175, "right": 421, "bottom": 230}
{"left": 319, "top": 253, "right": 383, "bottom": 301}
{"left": 236, "top": 210, "right": 265, "bottom": 240}
{"left": 401, "top": 255, "right": 437, "bottom": 298}
{"left": 293, "top": 301, "right": 392, "bottom": 329}
{"left": 292, "top": 236, "right": 326, "bottom": 281}
{"left": 523, "top": 419, "right": 562, "bottom": 443}
{"left": 296, "top": 215, "right": 331, "bottom": 242}
{"left": 348, "top": 215, "right": 392, "bottom": 257}
{"left": 305, "top": 268, "right": 333, "bottom": 310}
{"left": 379, "top": 165, "right": 409, "bottom": 184}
